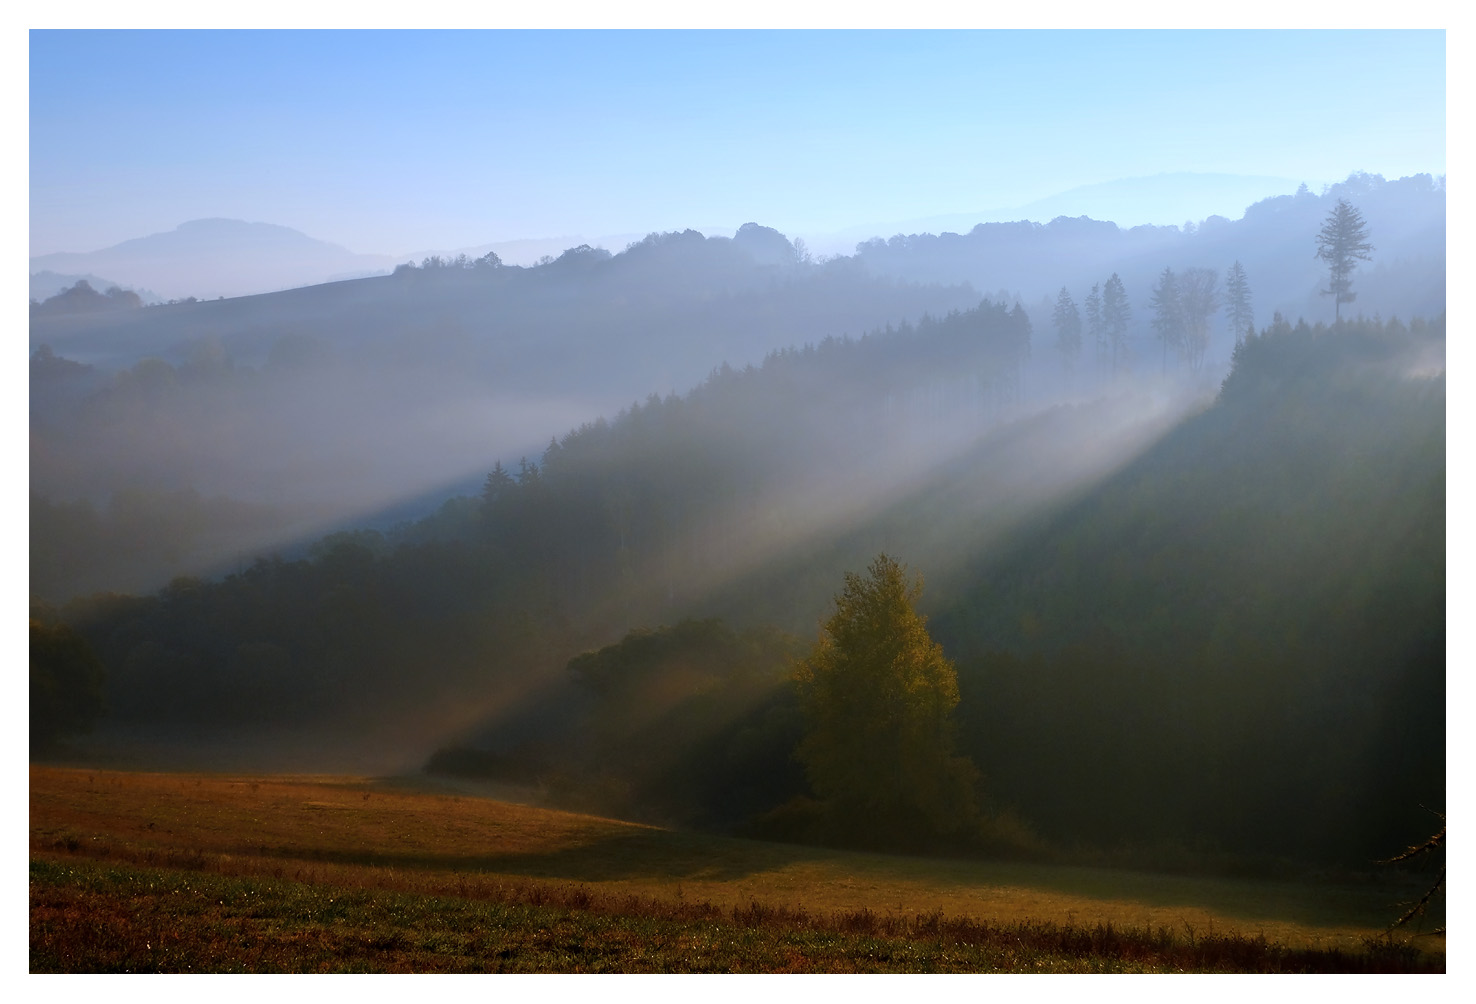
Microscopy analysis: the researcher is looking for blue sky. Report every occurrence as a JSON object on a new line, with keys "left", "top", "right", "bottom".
{"left": 29, "top": 28, "right": 1447, "bottom": 257}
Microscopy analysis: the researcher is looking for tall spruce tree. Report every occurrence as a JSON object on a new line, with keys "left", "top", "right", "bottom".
{"left": 1102, "top": 273, "right": 1131, "bottom": 374}
{"left": 1149, "top": 267, "right": 1183, "bottom": 373}
{"left": 1224, "top": 261, "right": 1254, "bottom": 346}
{"left": 1084, "top": 282, "right": 1104, "bottom": 376}
{"left": 1315, "top": 198, "right": 1374, "bottom": 323}
{"left": 1052, "top": 287, "right": 1083, "bottom": 378}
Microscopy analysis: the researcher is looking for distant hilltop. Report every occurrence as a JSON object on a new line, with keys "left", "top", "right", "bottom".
{"left": 29, "top": 218, "right": 400, "bottom": 301}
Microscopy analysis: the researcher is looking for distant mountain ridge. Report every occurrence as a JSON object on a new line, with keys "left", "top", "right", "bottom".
{"left": 1005, "top": 172, "right": 1307, "bottom": 227}
{"left": 29, "top": 174, "right": 1320, "bottom": 302}
{"left": 30, "top": 219, "right": 399, "bottom": 301}
{"left": 801, "top": 172, "right": 1309, "bottom": 257}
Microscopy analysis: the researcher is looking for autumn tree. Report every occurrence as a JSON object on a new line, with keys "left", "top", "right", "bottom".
{"left": 793, "top": 554, "right": 979, "bottom": 846}
{"left": 1315, "top": 198, "right": 1374, "bottom": 322}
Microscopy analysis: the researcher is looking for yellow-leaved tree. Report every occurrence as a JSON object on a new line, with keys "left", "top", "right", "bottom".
{"left": 793, "top": 554, "right": 980, "bottom": 847}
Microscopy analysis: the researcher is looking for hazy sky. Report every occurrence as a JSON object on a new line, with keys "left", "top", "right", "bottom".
{"left": 29, "top": 27, "right": 1446, "bottom": 257}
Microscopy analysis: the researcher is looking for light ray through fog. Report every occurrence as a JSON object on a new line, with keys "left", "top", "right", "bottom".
{"left": 587, "top": 375, "right": 1210, "bottom": 639}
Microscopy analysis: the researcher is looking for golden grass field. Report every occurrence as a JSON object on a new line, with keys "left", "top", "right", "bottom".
{"left": 29, "top": 766, "right": 1444, "bottom": 972}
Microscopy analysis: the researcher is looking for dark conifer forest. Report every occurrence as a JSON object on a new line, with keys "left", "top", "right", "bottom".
{"left": 30, "top": 174, "right": 1445, "bottom": 874}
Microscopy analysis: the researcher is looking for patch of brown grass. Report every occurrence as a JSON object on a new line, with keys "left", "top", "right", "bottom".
{"left": 30, "top": 765, "right": 1444, "bottom": 967}
{"left": 31, "top": 855, "right": 1436, "bottom": 973}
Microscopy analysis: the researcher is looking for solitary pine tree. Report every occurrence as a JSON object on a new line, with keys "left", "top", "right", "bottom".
{"left": 1051, "top": 287, "right": 1083, "bottom": 378}
{"left": 793, "top": 554, "right": 979, "bottom": 846}
{"left": 1224, "top": 261, "right": 1254, "bottom": 346}
{"left": 1315, "top": 198, "right": 1374, "bottom": 323}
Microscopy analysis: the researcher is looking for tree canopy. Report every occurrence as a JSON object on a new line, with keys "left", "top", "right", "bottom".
{"left": 1315, "top": 198, "right": 1374, "bottom": 322}
{"left": 1224, "top": 260, "right": 1253, "bottom": 345}
{"left": 30, "top": 617, "right": 106, "bottom": 753}
{"left": 793, "top": 554, "right": 979, "bottom": 847}
{"left": 1051, "top": 287, "right": 1082, "bottom": 375}
{"left": 1149, "top": 267, "right": 1184, "bottom": 371}
{"left": 1101, "top": 273, "right": 1131, "bottom": 373}
{"left": 30, "top": 279, "right": 143, "bottom": 317}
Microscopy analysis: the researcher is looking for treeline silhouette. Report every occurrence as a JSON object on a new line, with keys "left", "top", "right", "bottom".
{"left": 29, "top": 225, "right": 978, "bottom": 385}
{"left": 858, "top": 172, "right": 1444, "bottom": 328}
{"left": 30, "top": 279, "right": 144, "bottom": 316}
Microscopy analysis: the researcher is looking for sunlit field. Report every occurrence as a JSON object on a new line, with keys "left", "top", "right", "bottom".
{"left": 30, "top": 767, "right": 1443, "bottom": 973}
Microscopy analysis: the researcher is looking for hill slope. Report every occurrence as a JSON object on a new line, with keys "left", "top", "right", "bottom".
{"left": 30, "top": 229, "right": 981, "bottom": 599}
{"left": 46, "top": 310, "right": 1444, "bottom": 869}
{"left": 936, "top": 316, "right": 1445, "bottom": 863}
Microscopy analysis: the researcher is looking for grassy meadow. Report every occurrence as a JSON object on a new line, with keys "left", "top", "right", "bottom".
{"left": 29, "top": 766, "right": 1444, "bottom": 973}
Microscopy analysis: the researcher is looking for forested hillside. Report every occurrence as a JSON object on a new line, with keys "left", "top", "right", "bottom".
{"left": 31, "top": 176, "right": 1445, "bottom": 603}
{"left": 937, "top": 316, "right": 1445, "bottom": 864}
{"left": 39, "top": 308, "right": 1444, "bottom": 868}
{"left": 29, "top": 226, "right": 980, "bottom": 599}
{"left": 41, "top": 300, "right": 1057, "bottom": 739}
